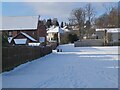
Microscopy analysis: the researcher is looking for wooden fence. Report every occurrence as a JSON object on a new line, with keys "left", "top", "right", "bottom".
{"left": 2, "top": 46, "right": 52, "bottom": 72}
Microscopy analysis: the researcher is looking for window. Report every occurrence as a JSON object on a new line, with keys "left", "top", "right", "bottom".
{"left": 39, "top": 37, "right": 45, "bottom": 43}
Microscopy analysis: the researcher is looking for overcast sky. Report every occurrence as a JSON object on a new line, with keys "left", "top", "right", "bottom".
{"left": 2, "top": 2, "right": 118, "bottom": 23}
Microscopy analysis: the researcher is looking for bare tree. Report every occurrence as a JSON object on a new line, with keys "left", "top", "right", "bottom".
{"left": 95, "top": 13, "right": 109, "bottom": 28}
{"left": 102, "top": 3, "right": 118, "bottom": 28}
{"left": 85, "top": 3, "right": 95, "bottom": 23}
{"left": 95, "top": 7, "right": 118, "bottom": 28}
{"left": 69, "top": 8, "right": 86, "bottom": 40}
{"left": 108, "top": 7, "right": 118, "bottom": 27}
{"left": 102, "top": 3, "right": 114, "bottom": 15}
{"left": 85, "top": 3, "right": 95, "bottom": 38}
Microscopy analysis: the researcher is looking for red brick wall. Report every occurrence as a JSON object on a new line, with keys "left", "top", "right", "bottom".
{"left": 21, "top": 30, "right": 37, "bottom": 41}
{"left": 37, "top": 21, "right": 47, "bottom": 42}
{"left": 12, "top": 31, "right": 17, "bottom": 37}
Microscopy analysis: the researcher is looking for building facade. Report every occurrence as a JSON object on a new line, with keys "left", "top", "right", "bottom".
{"left": 1, "top": 16, "right": 46, "bottom": 45}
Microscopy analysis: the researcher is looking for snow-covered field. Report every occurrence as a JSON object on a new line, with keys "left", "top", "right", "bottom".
{"left": 2, "top": 44, "right": 119, "bottom": 88}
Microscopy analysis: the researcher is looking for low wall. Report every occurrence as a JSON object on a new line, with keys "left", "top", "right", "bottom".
{"left": 2, "top": 46, "right": 52, "bottom": 72}
{"left": 74, "top": 39, "right": 104, "bottom": 47}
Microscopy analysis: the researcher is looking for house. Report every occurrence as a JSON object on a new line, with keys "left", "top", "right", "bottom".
{"left": 96, "top": 28, "right": 120, "bottom": 45}
{"left": 47, "top": 26, "right": 64, "bottom": 43}
{"left": 61, "top": 26, "right": 71, "bottom": 33}
{"left": 1, "top": 16, "right": 46, "bottom": 45}
{"left": 10, "top": 32, "right": 37, "bottom": 45}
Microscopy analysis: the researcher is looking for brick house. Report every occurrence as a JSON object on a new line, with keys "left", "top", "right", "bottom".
{"left": 1, "top": 16, "right": 46, "bottom": 45}
{"left": 11, "top": 32, "right": 37, "bottom": 45}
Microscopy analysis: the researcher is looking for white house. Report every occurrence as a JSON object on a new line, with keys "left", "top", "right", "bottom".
{"left": 96, "top": 28, "right": 120, "bottom": 44}
{"left": 47, "top": 26, "right": 64, "bottom": 43}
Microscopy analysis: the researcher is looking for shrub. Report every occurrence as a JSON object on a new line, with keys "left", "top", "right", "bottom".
{"left": 2, "top": 34, "right": 8, "bottom": 47}
{"left": 68, "top": 33, "right": 78, "bottom": 43}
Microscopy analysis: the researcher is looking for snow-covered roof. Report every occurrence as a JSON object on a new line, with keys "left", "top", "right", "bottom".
{"left": 107, "top": 28, "right": 120, "bottom": 33}
{"left": 92, "top": 33, "right": 96, "bottom": 36}
{"left": 1, "top": 16, "right": 39, "bottom": 31}
{"left": 46, "top": 26, "right": 55, "bottom": 31}
{"left": 20, "top": 32, "right": 37, "bottom": 42}
{"left": 62, "top": 26, "right": 70, "bottom": 32}
{"left": 14, "top": 39, "right": 27, "bottom": 45}
{"left": 96, "top": 29, "right": 106, "bottom": 31}
{"left": 96, "top": 28, "right": 120, "bottom": 33}
{"left": 47, "top": 27, "right": 64, "bottom": 33}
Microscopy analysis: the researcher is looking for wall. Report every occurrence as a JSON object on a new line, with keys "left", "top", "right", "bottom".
{"left": 37, "top": 21, "right": 47, "bottom": 42}
{"left": 2, "top": 46, "right": 52, "bottom": 72}
{"left": 74, "top": 39, "right": 104, "bottom": 47}
{"left": 96, "top": 31, "right": 105, "bottom": 39}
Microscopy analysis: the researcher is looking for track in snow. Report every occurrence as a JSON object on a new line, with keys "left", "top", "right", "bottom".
{"left": 2, "top": 44, "right": 119, "bottom": 88}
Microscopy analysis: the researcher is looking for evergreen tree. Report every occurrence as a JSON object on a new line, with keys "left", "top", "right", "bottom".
{"left": 61, "top": 22, "right": 63, "bottom": 28}
{"left": 46, "top": 19, "right": 52, "bottom": 28}
{"left": 56, "top": 21, "right": 59, "bottom": 26}
{"left": 52, "top": 18, "right": 59, "bottom": 27}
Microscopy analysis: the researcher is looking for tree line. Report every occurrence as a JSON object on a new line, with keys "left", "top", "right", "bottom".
{"left": 68, "top": 3, "right": 118, "bottom": 40}
{"left": 43, "top": 18, "right": 68, "bottom": 28}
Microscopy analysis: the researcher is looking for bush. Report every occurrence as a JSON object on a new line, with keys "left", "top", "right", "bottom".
{"left": 60, "top": 33, "right": 69, "bottom": 44}
{"left": 68, "top": 34, "right": 78, "bottom": 43}
{"left": 2, "top": 34, "right": 8, "bottom": 47}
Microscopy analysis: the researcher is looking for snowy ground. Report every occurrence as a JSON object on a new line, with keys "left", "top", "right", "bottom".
{"left": 2, "top": 44, "right": 119, "bottom": 88}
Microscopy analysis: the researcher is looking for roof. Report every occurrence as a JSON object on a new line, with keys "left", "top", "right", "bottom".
{"left": 20, "top": 32, "right": 37, "bottom": 42}
{"left": 96, "top": 28, "right": 120, "bottom": 33}
{"left": 96, "top": 29, "right": 106, "bottom": 31}
{"left": 107, "top": 28, "right": 120, "bottom": 33}
{"left": 1, "top": 16, "right": 39, "bottom": 31}
{"left": 62, "top": 26, "right": 70, "bottom": 32}
{"left": 47, "top": 27, "right": 64, "bottom": 33}
{"left": 46, "top": 26, "right": 55, "bottom": 31}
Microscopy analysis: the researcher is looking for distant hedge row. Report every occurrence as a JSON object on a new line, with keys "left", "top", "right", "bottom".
{"left": 2, "top": 46, "right": 52, "bottom": 72}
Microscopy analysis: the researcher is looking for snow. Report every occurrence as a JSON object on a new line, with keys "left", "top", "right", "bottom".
{"left": 8, "top": 37, "right": 13, "bottom": 43}
{"left": 46, "top": 26, "right": 55, "bottom": 31}
{"left": 21, "top": 32, "right": 37, "bottom": 42}
{"left": 14, "top": 39, "right": 27, "bottom": 45}
{"left": 1, "top": 16, "right": 39, "bottom": 31}
{"left": 62, "top": 28, "right": 70, "bottom": 32}
{"left": 96, "top": 28, "right": 120, "bottom": 33}
{"left": 47, "top": 27, "right": 64, "bottom": 33}
{"left": 96, "top": 29, "right": 106, "bottom": 31}
{"left": 107, "top": 28, "right": 120, "bottom": 33}
{"left": 28, "top": 43, "right": 40, "bottom": 46}
{"left": 61, "top": 26, "right": 70, "bottom": 32}
{"left": 2, "top": 44, "right": 119, "bottom": 88}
